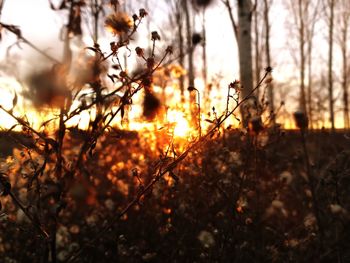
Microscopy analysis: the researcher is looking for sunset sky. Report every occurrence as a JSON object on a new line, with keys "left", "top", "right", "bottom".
{"left": 0, "top": 0, "right": 345, "bottom": 129}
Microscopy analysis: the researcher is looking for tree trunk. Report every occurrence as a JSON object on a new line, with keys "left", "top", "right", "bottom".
{"left": 253, "top": 0, "right": 261, "bottom": 99}
{"left": 175, "top": 1, "right": 185, "bottom": 101}
{"left": 263, "top": 0, "right": 275, "bottom": 124}
{"left": 306, "top": 0, "right": 318, "bottom": 130}
{"left": 92, "top": 0, "right": 99, "bottom": 44}
{"left": 307, "top": 37, "right": 313, "bottom": 129}
{"left": 183, "top": 0, "right": 195, "bottom": 88}
{"left": 298, "top": 0, "right": 307, "bottom": 115}
{"left": 183, "top": 0, "right": 196, "bottom": 123}
{"left": 201, "top": 9, "right": 208, "bottom": 93}
{"left": 328, "top": 0, "right": 335, "bottom": 131}
{"left": 237, "top": 0, "right": 254, "bottom": 125}
{"left": 341, "top": 23, "right": 349, "bottom": 128}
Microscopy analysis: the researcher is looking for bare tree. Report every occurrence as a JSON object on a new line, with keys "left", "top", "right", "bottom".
{"left": 296, "top": 0, "right": 307, "bottom": 115}
{"left": 175, "top": 0, "right": 186, "bottom": 100}
{"left": 335, "top": 0, "right": 350, "bottom": 128}
{"left": 166, "top": 0, "right": 186, "bottom": 100}
{"left": 183, "top": 0, "right": 195, "bottom": 89}
{"left": 201, "top": 8, "right": 208, "bottom": 90}
{"left": 253, "top": 0, "right": 262, "bottom": 99}
{"left": 305, "top": 0, "right": 321, "bottom": 129}
{"left": 263, "top": 0, "right": 274, "bottom": 123}
{"left": 328, "top": 0, "right": 335, "bottom": 131}
{"left": 287, "top": 0, "right": 322, "bottom": 128}
{"left": 192, "top": 0, "right": 215, "bottom": 103}
{"left": 223, "top": 0, "right": 254, "bottom": 125}
{"left": 323, "top": 0, "right": 336, "bottom": 131}
{"left": 237, "top": 0, "right": 253, "bottom": 103}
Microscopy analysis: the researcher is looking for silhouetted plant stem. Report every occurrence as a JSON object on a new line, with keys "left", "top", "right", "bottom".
{"left": 51, "top": 106, "right": 65, "bottom": 262}
{"left": 72, "top": 49, "right": 172, "bottom": 170}
{"left": 225, "top": 84, "right": 230, "bottom": 116}
{"left": 188, "top": 86, "right": 202, "bottom": 137}
{"left": 0, "top": 179, "right": 49, "bottom": 239}
{"left": 66, "top": 69, "right": 270, "bottom": 263}
{"left": 0, "top": 105, "right": 57, "bottom": 150}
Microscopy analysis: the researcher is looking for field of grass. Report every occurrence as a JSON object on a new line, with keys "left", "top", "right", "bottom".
{"left": 1, "top": 128, "right": 349, "bottom": 262}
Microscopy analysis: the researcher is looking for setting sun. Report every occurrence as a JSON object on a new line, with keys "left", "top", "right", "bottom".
{"left": 167, "top": 109, "right": 192, "bottom": 138}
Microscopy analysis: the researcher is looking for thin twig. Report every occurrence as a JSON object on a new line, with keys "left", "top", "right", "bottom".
{"left": 0, "top": 178, "right": 49, "bottom": 239}
{"left": 66, "top": 70, "right": 270, "bottom": 263}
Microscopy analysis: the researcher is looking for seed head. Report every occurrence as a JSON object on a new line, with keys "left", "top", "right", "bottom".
{"left": 139, "top": 8, "right": 148, "bottom": 18}
{"left": 151, "top": 31, "right": 161, "bottom": 41}
{"left": 105, "top": 12, "right": 132, "bottom": 35}
{"left": 187, "top": 86, "right": 196, "bottom": 92}
{"left": 229, "top": 80, "right": 241, "bottom": 93}
{"left": 135, "top": 47, "right": 144, "bottom": 57}
{"left": 265, "top": 66, "right": 273, "bottom": 73}
{"left": 132, "top": 14, "right": 138, "bottom": 21}
{"left": 192, "top": 33, "right": 202, "bottom": 45}
{"left": 165, "top": 45, "right": 173, "bottom": 54}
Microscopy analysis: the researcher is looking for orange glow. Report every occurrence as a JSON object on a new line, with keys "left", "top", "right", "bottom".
{"left": 163, "top": 208, "right": 172, "bottom": 215}
{"left": 236, "top": 206, "right": 244, "bottom": 213}
{"left": 0, "top": 77, "right": 347, "bottom": 137}
{"left": 166, "top": 109, "right": 191, "bottom": 138}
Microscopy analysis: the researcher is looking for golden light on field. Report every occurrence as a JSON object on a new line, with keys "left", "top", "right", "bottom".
{"left": 0, "top": 77, "right": 197, "bottom": 143}
{"left": 0, "top": 76, "right": 347, "bottom": 135}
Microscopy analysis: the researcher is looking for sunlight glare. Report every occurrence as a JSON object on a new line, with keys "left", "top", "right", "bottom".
{"left": 167, "top": 109, "right": 191, "bottom": 138}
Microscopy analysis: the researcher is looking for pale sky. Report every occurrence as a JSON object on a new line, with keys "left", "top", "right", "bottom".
{"left": 0, "top": 0, "right": 291, "bottom": 80}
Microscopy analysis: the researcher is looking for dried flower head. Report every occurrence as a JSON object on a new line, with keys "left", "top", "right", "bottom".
{"left": 139, "top": 8, "right": 148, "bottom": 18}
{"left": 229, "top": 80, "right": 241, "bottom": 93}
{"left": 265, "top": 66, "right": 273, "bottom": 73}
{"left": 151, "top": 31, "right": 161, "bottom": 41}
{"left": 135, "top": 47, "right": 144, "bottom": 57}
{"left": 165, "top": 45, "right": 173, "bottom": 54}
{"left": 105, "top": 12, "right": 132, "bottom": 35}
{"left": 192, "top": 33, "right": 202, "bottom": 45}
{"left": 187, "top": 86, "right": 196, "bottom": 92}
{"left": 197, "top": 230, "right": 215, "bottom": 248}
{"left": 132, "top": 14, "right": 138, "bottom": 21}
